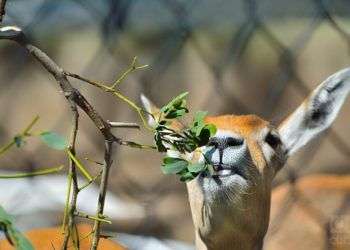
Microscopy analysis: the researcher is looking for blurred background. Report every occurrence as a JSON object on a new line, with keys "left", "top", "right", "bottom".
{"left": 0, "top": 0, "right": 349, "bottom": 249}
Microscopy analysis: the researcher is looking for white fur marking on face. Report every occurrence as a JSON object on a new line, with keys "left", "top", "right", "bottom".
{"left": 201, "top": 129, "right": 248, "bottom": 167}
{"left": 200, "top": 173, "right": 248, "bottom": 203}
{"left": 214, "top": 130, "right": 240, "bottom": 139}
{"left": 261, "top": 143, "right": 275, "bottom": 163}
{"left": 258, "top": 127, "right": 275, "bottom": 163}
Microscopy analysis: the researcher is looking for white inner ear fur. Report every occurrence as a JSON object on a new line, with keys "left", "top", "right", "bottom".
{"left": 140, "top": 94, "right": 158, "bottom": 128}
{"left": 259, "top": 127, "right": 276, "bottom": 163}
{"left": 278, "top": 68, "right": 350, "bottom": 156}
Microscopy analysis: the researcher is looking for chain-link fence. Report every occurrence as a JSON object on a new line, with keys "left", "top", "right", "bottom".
{"left": 0, "top": 0, "right": 350, "bottom": 249}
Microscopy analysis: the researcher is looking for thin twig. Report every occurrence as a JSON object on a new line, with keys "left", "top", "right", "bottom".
{"left": 64, "top": 70, "right": 153, "bottom": 131}
{"left": 78, "top": 170, "right": 103, "bottom": 191}
{"left": 0, "top": 26, "right": 118, "bottom": 143}
{"left": 61, "top": 171, "right": 72, "bottom": 233}
{"left": 61, "top": 103, "right": 79, "bottom": 250}
{"left": 67, "top": 149, "right": 93, "bottom": 181}
{"left": 84, "top": 157, "right": 104, "bottom": 166}
{"left": 111, "top": 56, "right": 148, "bottom": 89}
{"left": 119, "top": 140, "right": 156, "bottom": 150}
{"left": 0, "top": 0, "right": 7, "bottom": 23}
{"left": 0, "top": 165, "right": 63, "bottom": 178}
{"left": 0, "top": 115, "right": 39, "bottom": 156}
{"left": 90, "top": 140, "right": 114, "bottom": 250}
{"left": 108, "top": 121, "right": 140, "bottom": 129}
{"left": 0, "top": 23, "right": 148, "bottom": 250}
{"left": 0, "top": 25, "right": 118, "bottom": 250}
{"left": 74, "top": 211, "right": 112, "bottom": 224}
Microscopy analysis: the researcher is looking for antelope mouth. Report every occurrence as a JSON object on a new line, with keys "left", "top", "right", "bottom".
{"left": 206, "top": 163, "right": 246, "bottom": 179}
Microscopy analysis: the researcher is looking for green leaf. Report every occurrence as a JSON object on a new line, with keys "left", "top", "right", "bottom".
{"left": 163, "top": 157, "right": 180, "bottom": 164}
{"left": 179, "top": 171, "right": 196, "bottom": 182}
{"left": 196, "top": 124, "right": 217, "bottom": 146}
{"left": 0, "top": 206, "right": 34, "bottom": 250}
{"left": 197, "top": 128, "right": 211, "bottom": 146}
{"left": 205, "top": 124, "right": 217, "bottom": 136}
{"left": 190, "top": 111, "right": 210, "bottom": 137}
{"left": 194, "top": 111, "right": 207, "bottom": 124}
{"left": 40, "top": 131, "right": 67, "bottom": 150}
{"left": 160, "top": 92, "right": 189, "bottom": 114}
{"left": 161, "top": 158, "right": 188, "bottom": 174}
{"left": 183, "top": 142, "right": 197, "bottom": 152}
{"left": 0, "top": 205, "right": 14, "bottom": 223}
{"left": 8, "top": 228, "right": 34, "bottom": 250}
{"left": 194, "top": 123, "right": 206, "bottom": 137}
{"left": 164, "top": 108, "right": 188, "bottom": 119}
{"left": 154, "top": 93, "right": 217, "bottom": 182}
{"left": 188, "top": 163, "right": 206, "bottom": 173}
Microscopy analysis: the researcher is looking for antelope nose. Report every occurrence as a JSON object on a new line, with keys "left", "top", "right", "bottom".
{"left": 208, "top": 137, "right": 244, "bottom": 150}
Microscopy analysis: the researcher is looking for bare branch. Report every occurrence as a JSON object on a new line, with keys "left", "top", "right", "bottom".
{"left": 61, "top": 104, "right": 79, "bottom": 250}
{"left": 0, "top": 165, "right": 63, "bottom": 178}
{"left": 0, "top": 19, "right": 150, "bottom": 249}
{"left": 0, "top": 25, "right": 119, "bottom": 250}
{"left": 108, "top": 121, "right": 140, "bottom": 129}
{"left": 111, "top": 56, "right": 148, "bottom": 89}
{"left": 0, "top": 26, "right": 118, "bottom": 143}
{"left": 91, "top": 140, "right": 114, "bottom": 250}
{"left": 74, "top": 212, "right": 112, "bottom": 224}
{"left": 64, "top": 70, "right": 153, "bottom": 131}
{"left": 0, "top": 0, "right": 7, "bottom": 23}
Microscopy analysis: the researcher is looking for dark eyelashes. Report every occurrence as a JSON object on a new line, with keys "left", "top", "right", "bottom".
{"left": 265, "top": 132, "right": 281, "bottom": 149}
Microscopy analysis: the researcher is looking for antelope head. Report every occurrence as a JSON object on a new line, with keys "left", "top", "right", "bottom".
{"left": 141, "top": 68, "right": 350, "bottom": 250}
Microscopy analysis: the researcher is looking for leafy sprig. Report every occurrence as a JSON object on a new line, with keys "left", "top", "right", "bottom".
{"left": 0, "top": 205, "right": 34, "bottom": 250}
{"left": 154, "top": 92, "right": 216, "bottom": 182}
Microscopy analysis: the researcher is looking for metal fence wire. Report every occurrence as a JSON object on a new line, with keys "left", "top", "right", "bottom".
{"left": 0, "top": 0, "right": 350, "bottom": 249}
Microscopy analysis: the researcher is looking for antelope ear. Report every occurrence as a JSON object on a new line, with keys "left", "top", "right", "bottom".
{"left": 278, "top": 68, "right": 350, "bottom": 156}
{"left": 140, "top": 94, "right": 182, "bottom": 158}
{"left": 140, "top": 94, "right": 161, "bottom": 128}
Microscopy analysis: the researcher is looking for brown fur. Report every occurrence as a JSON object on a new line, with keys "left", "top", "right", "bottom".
{"left": 205, "top": 115, "right": 268, "bottom": 136}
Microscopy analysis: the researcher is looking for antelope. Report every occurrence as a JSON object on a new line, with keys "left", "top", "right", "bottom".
{"left": 140, "top": 68, "right": 350, "bottom": 250}
{"left": 0, "top": 68, "right": 349, "bottom": 250}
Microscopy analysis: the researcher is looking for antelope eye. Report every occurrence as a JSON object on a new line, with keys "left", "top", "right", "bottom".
{"left": 265, "top": 132, "right": 281, "bottom": 149}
